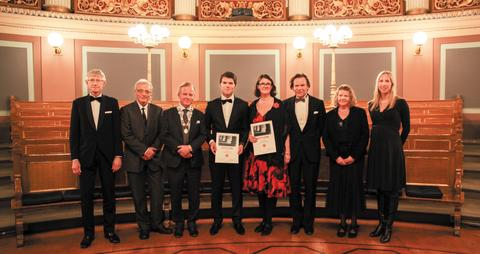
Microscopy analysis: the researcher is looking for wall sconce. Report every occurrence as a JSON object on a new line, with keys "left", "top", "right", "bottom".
{"left": 413, "top": 31, "right": 427, "bottom": 56}
{"left": 293, "top": 36, "right": 306, "bottom": 59}
{"left": 178, "top": 36, "right": 192, "bottom": 59}
{"left": 47, "top": 32, "right": 64, "bottom": 55}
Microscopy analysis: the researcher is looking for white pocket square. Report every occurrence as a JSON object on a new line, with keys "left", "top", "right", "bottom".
{"left": 196, "top": 120, "right": 201, "bottom": 124}
{"left": 313, "top": 111, "right": 319, "bottom": 114}
{"left": 105, "top": 111, "right": 112, "bottom": 114}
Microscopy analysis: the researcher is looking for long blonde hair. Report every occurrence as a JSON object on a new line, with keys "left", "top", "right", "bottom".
{"left": 369, "top": 71, "right": 398, "bottom": 111}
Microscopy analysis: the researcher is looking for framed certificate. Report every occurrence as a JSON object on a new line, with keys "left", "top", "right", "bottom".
{"left": 215, "top": 132, "right": 239, "bottom": 164}
{"left": 250, "top": 120, "right": 276, "bottom": 156}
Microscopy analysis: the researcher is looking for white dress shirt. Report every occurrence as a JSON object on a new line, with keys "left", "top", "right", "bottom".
{"left": 90, "top": 93, "right": 102, "bottom": 130}
{"left": 136, "top": 101, "right": 148, "bottom": 120}
{"left": 221, "top": 95, "right": 234, "bottom": 128}
{"left": 295, "top": 94, "right": 309, "bottom": 131}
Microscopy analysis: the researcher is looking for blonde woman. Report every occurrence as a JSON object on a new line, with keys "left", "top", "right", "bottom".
{"left": 322, "top": 85, "right": 369, "bottom": 238}
{"left": 367, "top": 71, "right": 410, "bottom": 243}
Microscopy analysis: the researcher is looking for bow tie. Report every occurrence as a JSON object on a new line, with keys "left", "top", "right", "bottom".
{"left": 295, "top": 97, "right": 305, "bottom": 103}
{"left": 221, "top": 98, "right": 232, "bottom": 104}
{"left": 89, "top": 96, "right": 102, "bottom": 102}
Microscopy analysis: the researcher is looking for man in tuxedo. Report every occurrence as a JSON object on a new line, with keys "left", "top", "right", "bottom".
{"left": 205, "top": 71, "right": 249, "bottom": 235}
{"left": 69, "top": 69, "right": 123, "bottom": 248}
{"left": 284, "top": 73, "right": 326, "bottom": 235}
{"left": 120, "top": 79, "right": 172, "bottom": 240}
{"left": 160, "top": 82, "right": 207, "bottom": 238}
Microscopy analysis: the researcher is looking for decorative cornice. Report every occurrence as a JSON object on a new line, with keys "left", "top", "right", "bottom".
{"left": 1, "top": 5, "right": 480, "bottom": 26}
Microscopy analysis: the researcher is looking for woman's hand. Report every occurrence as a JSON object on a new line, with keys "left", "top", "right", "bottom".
{"left": 336, "top": 156, "right": 346, "bottom": 166}
{"left": 284, "top": 152, "right": 290, "bottom": 165}
{"left": 344, "top": 156, "right": 355, "bottom": 165}
{"left": 248, "top": 133, "right": 258, "bottom": 143}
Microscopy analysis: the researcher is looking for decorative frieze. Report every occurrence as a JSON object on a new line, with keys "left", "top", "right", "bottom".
{"left": 432, "top": 0, "right": 480, "bottom": 12}
{"left": 0, "top": 0, "right": 40, "bottom": 10}
{"left": 198, "top": 0, "right": 287, "bottom": 21}
{"left": 74, "top": 0, "right": 172, "bottom": 18}
{"left": 312, "top": 0, "right": 404, "bottom": 19}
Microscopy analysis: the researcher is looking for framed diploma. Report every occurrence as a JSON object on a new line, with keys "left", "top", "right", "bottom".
{"left": 250, "top": 120, "right": 276, "bottom": 156}
{"left": 215, "top": 132, "right": 239, "bottom": 164}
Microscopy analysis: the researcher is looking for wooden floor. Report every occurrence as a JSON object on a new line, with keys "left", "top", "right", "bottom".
{"left": 1, "top": 218, "right": 479, "bottom": 254}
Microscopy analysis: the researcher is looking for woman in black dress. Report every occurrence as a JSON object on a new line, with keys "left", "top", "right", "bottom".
{"left": 323, "top": 84, "right": 369, "bottom": 238}
{"left": 243, "top": 74, "right": 290, "bottom": 236}
{"left": 367, "top": 71, "right": 410, "bottom": 243}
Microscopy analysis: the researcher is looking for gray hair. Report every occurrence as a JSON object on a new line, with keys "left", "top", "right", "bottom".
{"left": 134, "top": 79, "right": 153, "bottom": 91}
{"left": 85, "top": 69, "right": 106, "bottom": 81}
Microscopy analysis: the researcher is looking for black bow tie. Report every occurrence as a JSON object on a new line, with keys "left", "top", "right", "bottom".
{"left": 221, "top": 98, "right": 232, "bottom": 104}
{"left": 89, "top": 96, "right": 102, "bottom": 102}
{"left": 295, "top": 97, "right": 305, "bottom": 103}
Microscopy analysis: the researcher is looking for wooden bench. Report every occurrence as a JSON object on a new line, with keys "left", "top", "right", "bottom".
{"left": 9, "top": 96, "right": 464, "bottom": 247}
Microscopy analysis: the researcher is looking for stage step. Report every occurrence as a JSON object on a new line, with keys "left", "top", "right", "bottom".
{"left": 464, "top": 161, "right": 480, "bottom": 173}
{"left": 0, "top": 163, "right": 12, "bottom": 179}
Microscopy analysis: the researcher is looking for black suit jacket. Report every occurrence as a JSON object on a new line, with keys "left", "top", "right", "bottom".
{"left": 284, "top": 95, "right": 326, "bottom": 163}
{"left": 322, "top": 106, "right": 369, "bottom": 161}
{"left": 69, "top": 95, "right": 123, "bottom": 167}
{"left": 205, "top": 97, "right": 249, "bottom": 165}
{"left": 160, "top": 106, "right": 207, "bottom": 168}
{"left": 121, "top": 102, "right": 163, "bottom": 173}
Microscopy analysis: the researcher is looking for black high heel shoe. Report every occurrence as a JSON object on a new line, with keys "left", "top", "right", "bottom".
{"left": 337, "top": 223, "right": 347, "bottom": 237}
{"left": 369, "top": 222, "right": 385, "bottom": 237}
{"left": 254, "top": 222, "right": 265, "bottom": 233}
{"left": 348, "top": 224, "right": 359, "bottom": 238}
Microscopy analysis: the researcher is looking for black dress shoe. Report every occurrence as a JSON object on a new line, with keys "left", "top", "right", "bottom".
{"left": 369, "top": 223, "right": 385, "bottom": 237}
{"left": 174, "top": 224, "right": 184, "bottom": 238}
{"left": 80, "top": 235, "right": 94, "bottom": 248}
{"left": 261, "top": 223, "right": 273, "bottom": 236}
{"left": 209, "top": 222, "right": 222, "bottom": 235}
{"left": 233, "top": 221, "right": 245, "bottom": 235}
{"left": 187, "top": 222, "right": 199, "bottom": 237}
{"left": 290, "top": 225, "right": 301, "bottom": 234}
{"left": 337, "top": 223, "right": 347, "bottom": 238}
{"left": 139, "top": 230, "right": 150, "bottom": 240}
{"left": 304, "top": 225, "right": 314, "bottom": 236}
{"left": 380, "top": 226, "right": 392, "bottom": 243}
{"left": 254, "top": 222, "right": 265, "bottom": 233}
{"left": 152, "top": 225, "right": 173, "bottom": 234}
{"left": 348, "top": 224, "right": 359, "bottom": 238}
{"left": 104, "top": 232, "right": 120, "bottom": 244}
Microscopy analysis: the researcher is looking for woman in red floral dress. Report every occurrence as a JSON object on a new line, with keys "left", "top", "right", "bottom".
{"left": 243, "top": 74, "right": 291, "bottom": 236}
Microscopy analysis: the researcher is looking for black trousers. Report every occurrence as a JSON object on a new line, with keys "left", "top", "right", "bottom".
{"left": 127, "top": 165, "right": 164, "bottom": 231}
{"left": 80, "top": 150, "right": 116, "bottom": 237}
{"left": 288, "top": 152, "right": 319, "bottom": 228}
{"left": 167, "top": 159, "right": 201, "bottom": 225}
{"left": 210, "top": 163, "right": 243, "bottom": 223}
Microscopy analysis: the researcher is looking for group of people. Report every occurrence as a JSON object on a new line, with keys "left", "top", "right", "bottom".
{"left": 69, "top": 69, "right": 409, "bottom": 249}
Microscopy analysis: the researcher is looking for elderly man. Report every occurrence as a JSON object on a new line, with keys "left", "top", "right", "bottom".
{"left": 70, "top": 69, "right": 122, "bottom": 248}
{"left": 121, "top": 79, "right": 172, "bottom": 240}
{"left": 160, "top": 82, "right": 207, "bottom": 238}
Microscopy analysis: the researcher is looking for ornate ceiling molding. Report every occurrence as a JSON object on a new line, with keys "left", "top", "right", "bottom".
{"left": 1, "top": 5, "right": 480, "bottom": 26}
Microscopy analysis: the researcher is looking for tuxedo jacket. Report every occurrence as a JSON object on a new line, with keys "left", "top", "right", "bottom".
{"left": 284, "top": 95, "right": 326, "bottom": 163}
{"left": 160, "top": 106, "right": 207, "bottom": 168}
{"left": 69, "top": 95, "right": 123, "bottom": 168}
{"left": 121, "top": 102, "right": 163, "bottom": 173}
{"left": 205, "top": 97, "right": 249, "bottom": 165}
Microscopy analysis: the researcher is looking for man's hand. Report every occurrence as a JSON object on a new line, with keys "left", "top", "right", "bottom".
{"left": 238, "top": 144, "right": 244, "bottom": 155}
{"left": 112, "top": 156, "right": 122, "bottom": 172}
{"left": 143, "top": 147, "right": 157, "bottom": 160}
{"left": 209, "top": 141, "right": 217, "bottom": 155}
{"left": 72, "top": 159, "right": 81, "bottom": 176}
{"left": 177, "top": 145, "right": 192, "bottom": 158}
{"left": 284, "top": 152, "right": 290, "bottom": 165}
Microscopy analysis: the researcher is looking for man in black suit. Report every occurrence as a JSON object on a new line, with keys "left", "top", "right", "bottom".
{"left": 284, "top": 73, "right": 326, "bottom": 235}
{"left": 121, "top": 79, "right": 172, "bottom": 240}
{"left": 160, "top": 82, "right": 207, "bottom": 238}
{"left": 70, "top": 69, "right": 123, "bottom": 248}
{"left": 205, "top": 71, "right": 249, "bottom": 235}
